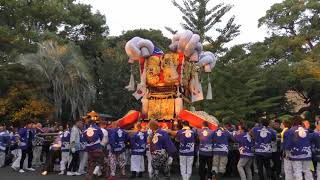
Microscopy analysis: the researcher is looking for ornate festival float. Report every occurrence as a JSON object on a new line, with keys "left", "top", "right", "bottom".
{"left": 113, "top": 30, "right": 219, "bottom": 130}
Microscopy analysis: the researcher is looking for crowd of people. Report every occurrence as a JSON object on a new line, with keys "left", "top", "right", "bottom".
{"left": 0, "top": 114, "right": 320, "bottom": 180}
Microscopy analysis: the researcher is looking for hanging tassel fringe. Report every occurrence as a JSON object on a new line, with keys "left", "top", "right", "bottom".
{"left": 125, "top": 66, "right": 135, "bottom": 91}
{"left": 206, "top": 74, "right": 212, "bottom": 100}
{"left": 206, "top": 81, "right": 212, "bottom": 100}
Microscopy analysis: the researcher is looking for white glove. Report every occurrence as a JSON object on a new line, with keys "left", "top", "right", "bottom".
{"left": 71, "top": 147, "right": 76, "bottom": 153}
{"left": 167, "top": 157, "right": 173, "bottom": 165}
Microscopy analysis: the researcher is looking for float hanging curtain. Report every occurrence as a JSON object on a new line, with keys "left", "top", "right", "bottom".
{"left": 125, "top": 65, "right": 135, "bottom": 91}
{"left": 206, "top": 74, "right": 212, "bottom": 100}
{"left": 191, "top": 72, "right": 203, "bottom": 102}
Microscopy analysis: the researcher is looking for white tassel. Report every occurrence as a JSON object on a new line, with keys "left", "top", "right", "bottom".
{"left": 206, "top": 74, "right": 212, "bottom": 100}
{"left": 125, "top": 67, "right": 135, "bottom": 91}
{"left": 206, "top": 81, "right": 212, "bottom": 100}
{"left": 175, "top": 88, "right": 183, "bottom": 116}
{"left": 140, "top": 62, "right": 146, "bottom": 86}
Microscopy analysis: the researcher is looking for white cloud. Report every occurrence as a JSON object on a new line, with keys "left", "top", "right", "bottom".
{"left": 79, "top": 0, "right": 282, "bottom": 45}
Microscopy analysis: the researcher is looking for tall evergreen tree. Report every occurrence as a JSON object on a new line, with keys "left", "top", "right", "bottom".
{"left": 167, "top": 0, "right": 240, "bottom": 52}
{"left": 258, "top": 0, "right": 320, "bottom": 120}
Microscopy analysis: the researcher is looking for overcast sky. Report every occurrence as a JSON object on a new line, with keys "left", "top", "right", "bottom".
{"left": 79, "top": 0, "right": 283, "bottom": 45}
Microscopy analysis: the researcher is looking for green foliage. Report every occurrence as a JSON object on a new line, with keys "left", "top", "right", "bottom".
{"left": 195, "top": 44, "right": 285, "bottom": 121}
{"left": 0, "top": 84, "right": 52, "bottom": 124}
{"left": 199, "top": 0, "right": 320, "bottom": 121}
{"left": 19, "top": 41, "right": 95, "bottom": 122}
{"left": 169, "top": 0, "right": 240, "bottom": 52}
{"left": 0, "top": 64, "right": 52, "bottom": 124}
{"left": 117, "top": 29, "right": 171, "bottom": 51}
{"left": 94, "top": 39, "right": 140, "bottom": 117}
{"left": 0, "top": 0, "right": 108, "bottom": 62}
{"left": 257, "top": 0, "right": 320, "bottom": 120}
{"left": 0, "top": 0, "right": 108, "bottom": 123}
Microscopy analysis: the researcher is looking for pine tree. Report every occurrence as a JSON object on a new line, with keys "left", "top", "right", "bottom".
{"left": 168, "top": 0, "right": 240, "bottom": 52}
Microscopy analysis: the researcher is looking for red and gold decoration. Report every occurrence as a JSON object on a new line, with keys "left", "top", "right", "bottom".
{"left": 118, "top": 30, "right": 219, "bottom": 129}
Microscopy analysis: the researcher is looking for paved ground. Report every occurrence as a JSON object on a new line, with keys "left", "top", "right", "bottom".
{"left": 0, "top": 166, "right": 246, "bottom": 180}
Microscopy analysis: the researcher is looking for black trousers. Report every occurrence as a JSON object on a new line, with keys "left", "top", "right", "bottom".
{"left": 226, "top": 150, "right": 240, "bottom": 177}
{"left": 43, "top": 150, "right": 61, "bottom": 172}
{"left": 20, "top": 146, "right": 33, "bottom": 169}
{"left": 271, "top": 152, "right": 281, "bottom": 177}
{"left": 256, "top": 155, "right": 272, "bottom": 180}
{"left": 199, "top": 155, "right": 213, "bottom": 180}
{"left": 68, "top": 151, "right": 80, "bottom": 172}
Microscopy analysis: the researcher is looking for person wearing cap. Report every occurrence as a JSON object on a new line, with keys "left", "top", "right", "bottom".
{"left": 176, "top": 121, "right": 197, "bottom": 180}
{"left": 130, "top": 122, "right": 147, "bottom": 178}
{"left": 148, "top": 120, "right": 176, "bottom": 180}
